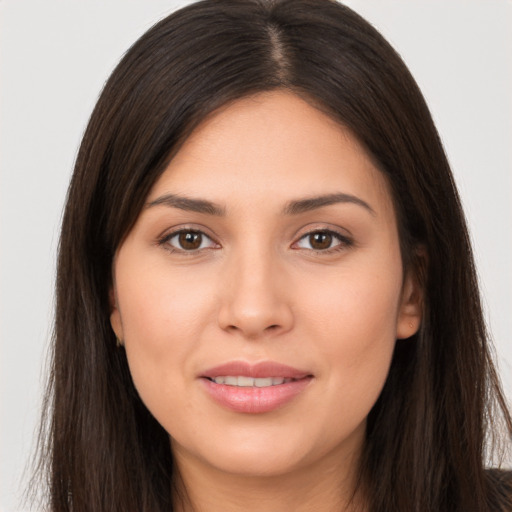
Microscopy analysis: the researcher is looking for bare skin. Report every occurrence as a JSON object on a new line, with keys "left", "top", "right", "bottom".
{"left": 171, "top": 431, "right": 364, "bottom": 512}
{"left": 110, "top": 91, "right": 422, "bottom": 511}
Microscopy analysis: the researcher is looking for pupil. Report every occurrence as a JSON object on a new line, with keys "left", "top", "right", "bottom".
{"left": 179, "top": 232, "right": 201, "bottom": 250}
{"left": 310, "top": 232, "right": 332, "bottom": 250}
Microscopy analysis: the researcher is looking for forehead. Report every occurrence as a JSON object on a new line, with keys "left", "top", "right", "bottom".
{"left": 147, "top": 91, "right": 394, "bottom": 218}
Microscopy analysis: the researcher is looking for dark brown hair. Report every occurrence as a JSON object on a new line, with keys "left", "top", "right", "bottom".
{"left": 35, "top": 0, "right": 511, "bottom": 510}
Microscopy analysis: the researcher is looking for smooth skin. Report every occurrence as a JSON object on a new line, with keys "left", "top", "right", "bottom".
{"left": 110, "top": 91, "right": 422, "bottom": 512}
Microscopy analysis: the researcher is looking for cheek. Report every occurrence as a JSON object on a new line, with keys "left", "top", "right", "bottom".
{"left": 117, "top": 256, "right": 216, "bottom": 338}
{"left": 300, "top": 260, "right": 402, "bottom": 340}
{"left": 297, "top": 259, "right": 402, "bottom": 406}
{"left": 114, "top": 260, "right": 215, "bottom": 411}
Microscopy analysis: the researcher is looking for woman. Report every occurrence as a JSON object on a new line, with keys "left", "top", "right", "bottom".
{"left": 35, "top": 0, "right": 511, "bottom": 510}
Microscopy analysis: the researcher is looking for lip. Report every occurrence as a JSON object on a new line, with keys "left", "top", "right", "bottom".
{"left": 199, "top": 361, "right": 313, "bottom": 414}
{"left": 201, "top": 361, "right": 310, "bottom": 380}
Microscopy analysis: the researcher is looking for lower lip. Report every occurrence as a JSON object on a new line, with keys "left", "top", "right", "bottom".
{"left": 201, "top": 377, "right": 312, "bottom": 414}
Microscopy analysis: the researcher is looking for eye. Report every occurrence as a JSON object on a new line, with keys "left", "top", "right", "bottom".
{"left": 294, "top": 230, "right": 351, "bottom": 252}
{"left": 161, "top": 229, "right": 217, "bottom": 252}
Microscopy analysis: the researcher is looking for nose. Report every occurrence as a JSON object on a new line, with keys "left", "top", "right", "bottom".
{"left": 217, "top": 248, "right": 294, "bottom": 339}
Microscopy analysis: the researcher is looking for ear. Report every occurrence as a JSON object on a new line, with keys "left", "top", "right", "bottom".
{"left": 396, "top": 267, "right": 424, "bottom": 340}
{"left": 109, "top": 286, "right": 124, "bottom": 344}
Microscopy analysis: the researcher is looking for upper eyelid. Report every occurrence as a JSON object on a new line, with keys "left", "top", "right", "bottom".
{"left": 158, "top": 224, "right": 218, "bottom": 242}
{"left": 299, "top": 227, "right": 348, "bottom": 237}
{"left": 293, "top": 225, "right": 353, "bottom": 241}
{"left": 294, "top": 229, "right": 351, "bottom": 243}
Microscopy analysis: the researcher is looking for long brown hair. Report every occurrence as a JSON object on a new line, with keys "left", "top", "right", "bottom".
{"left": 35, "top": 1, "right": 511, "bottom": 510}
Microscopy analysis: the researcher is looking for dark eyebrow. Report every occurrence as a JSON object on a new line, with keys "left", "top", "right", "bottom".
{"left": 146, "top": 194, "right": 225, "bottom": 216}
{"left": 283, "top": 193, "right": 375, "bottom": 216}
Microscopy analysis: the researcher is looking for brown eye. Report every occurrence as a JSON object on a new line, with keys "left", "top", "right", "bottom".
{"left": 163, "top": 230, "right": 217, "bottom": 252}
{"left": 309, "top": 232, "right": 333, "bottom": 250}
{"left": 178, "top": 231, "right": 203, "bottom": 250}
{"left": 294, "top": 230, "right": 351, "bottom": 252}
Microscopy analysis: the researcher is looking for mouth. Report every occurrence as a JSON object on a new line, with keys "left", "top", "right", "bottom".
{"left": 205, "top": 376, "right": 300, "bottom": 387}
{"left": 200, "top": 361, "right": 313, "bottom": 413}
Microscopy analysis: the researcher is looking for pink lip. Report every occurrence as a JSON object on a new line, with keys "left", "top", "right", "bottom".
{"left": 200, "top": 361, "right": 313, "bottom": 414}
{"left": 201, "top": 361, "right": 310, "bottom": 380}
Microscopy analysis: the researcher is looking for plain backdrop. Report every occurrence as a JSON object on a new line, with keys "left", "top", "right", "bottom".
{"left": 1, "top": 1, "right": 511, "bottom": 510}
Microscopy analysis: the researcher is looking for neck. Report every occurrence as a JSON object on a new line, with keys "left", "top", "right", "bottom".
{"left": 171, "top": 441, "right": 367, "bottom": 512}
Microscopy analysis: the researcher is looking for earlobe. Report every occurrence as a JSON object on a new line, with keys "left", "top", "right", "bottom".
{"left": 396, "top": 271, "right": 424, "bottom": 340}
{"left": 109, "top": 286, "right": 124, "bottom": 344}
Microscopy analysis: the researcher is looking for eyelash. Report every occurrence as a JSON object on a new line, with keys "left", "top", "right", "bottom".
{"left": 293, "top": 229, "right": 353, "bottom": 253}
{"left": 158, "top": 229, "right": 218, "bottom": 254}
{"left": 157, "top": 228, "right": 353, "bottom": 255}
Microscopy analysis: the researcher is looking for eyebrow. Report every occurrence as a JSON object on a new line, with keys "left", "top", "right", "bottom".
{"left": 146, "top": 194, "right": 226, "bottom": 216}
{"left": 146, "top": 191, "right": 375, "bottom": 217}
{"left": 283, "top": 193, "right": 375, "bottom": 216}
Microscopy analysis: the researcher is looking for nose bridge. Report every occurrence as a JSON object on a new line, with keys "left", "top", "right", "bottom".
{"left": 217, "top": 238, "right": 293, "bottom": 338}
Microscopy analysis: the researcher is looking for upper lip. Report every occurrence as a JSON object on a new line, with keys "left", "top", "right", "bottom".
{"left": 200, "top": 361, "right": 311, "bottom": 379}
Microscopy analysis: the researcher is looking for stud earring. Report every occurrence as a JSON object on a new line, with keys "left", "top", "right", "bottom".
{"left": 116, "top": 336, "right": 123, "bottom": 348}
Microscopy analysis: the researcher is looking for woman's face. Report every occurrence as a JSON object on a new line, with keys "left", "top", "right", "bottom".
{"left": 110, "top": 91, "right": 421, "bottom": 479}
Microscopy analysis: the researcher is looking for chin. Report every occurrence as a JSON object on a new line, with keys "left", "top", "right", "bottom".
{"left": 207, "top": 447, "right": 307, "bottom": 478}
{"left": 172, "top": 426, "right": 312, "bottom": 478}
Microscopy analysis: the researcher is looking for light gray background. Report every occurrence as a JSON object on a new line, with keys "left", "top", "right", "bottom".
{"left": 1, "top": 1, "right": 511, "bottom": 510}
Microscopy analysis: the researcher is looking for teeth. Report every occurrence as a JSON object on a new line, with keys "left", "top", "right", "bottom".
{"left": 211, "top": 376, "right": 294, "bottom": 387}
{"left": 254, "top": 377, "right": 273, "bottom": 387}
{"left": 238, "top": 376, "right": 254, "bottom": 387}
